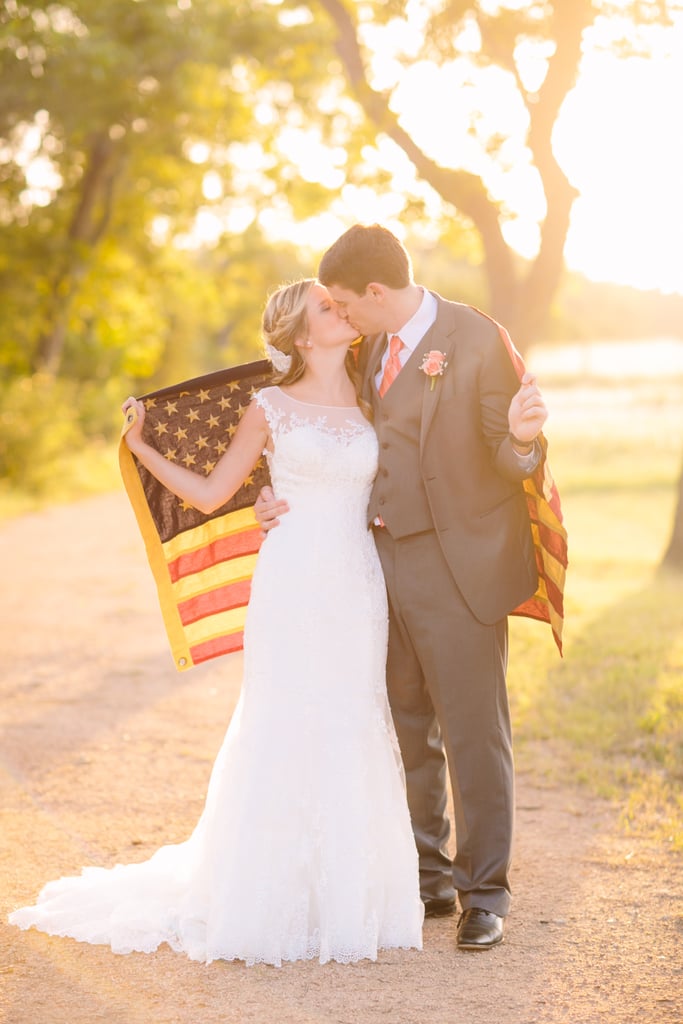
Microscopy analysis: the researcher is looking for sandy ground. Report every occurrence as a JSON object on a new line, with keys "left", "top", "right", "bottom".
{"left": 1, "top": 492, "right": 681, "bottom": 1024}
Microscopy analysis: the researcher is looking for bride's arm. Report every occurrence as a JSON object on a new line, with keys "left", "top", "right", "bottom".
{"left": 122, "top": 397, "right": 269, "bottom": 515}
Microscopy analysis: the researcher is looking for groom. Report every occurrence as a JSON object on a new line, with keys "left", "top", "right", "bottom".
{"left": 256, "top": 224, "right": 548, "bottom": 950}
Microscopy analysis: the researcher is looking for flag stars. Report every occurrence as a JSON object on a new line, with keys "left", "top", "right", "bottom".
{"left": 179, "top": 499, "right": 194, "bottom": 512}
{"left": 154, "top": 421, "right": 169, "bottom": 436}
{"left": 214, "top": 440, "right": 228, "bottom": 455}
{"left": 206, "top": 414, "right": 220, "bottom": 429}
{"left": 202, "top": 460, "right": 216, "bottom": 474}
{"left": 164, "top": 401, "right": 178, "bottom": 415}
{"left": 197, "top": 389, "right": 211, "bottom": 403}
{"left": 163, "top": 449, "right": 178, "bottom": 461}
{"left": 144, "top": 398, "right": 157, "bottom": 409}
{"left": 186, "top": 408, "right": 200, "bottom": 423}
{"left": 174, "top": 426, "right": 188, "bottom": 441}
{"left": 228, "top": 381, "right": 241, "bottom": 393}
{"left": 196, "top": 435, "right": 209, "bottom": 450}
{"left": 182, "top": 453, "right": 197, "bottom": 467}
{"left": 218, "top": 395, "right": 232, "bottom": 410}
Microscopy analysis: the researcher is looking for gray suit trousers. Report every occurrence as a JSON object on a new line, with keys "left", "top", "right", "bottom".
{"left": 374, "top": 525, "right": 514, "bottom": 918}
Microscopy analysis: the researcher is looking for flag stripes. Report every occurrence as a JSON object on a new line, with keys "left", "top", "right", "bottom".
{"left": 177, "top": 579, "right": 253, "bottom": 627}
{"left": 119, "top": 360, "right": 272, "bottom": 671}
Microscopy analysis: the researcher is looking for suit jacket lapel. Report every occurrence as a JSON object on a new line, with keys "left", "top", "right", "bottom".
{"left": 418, "top": 297, "right": 458, "bottom": 452}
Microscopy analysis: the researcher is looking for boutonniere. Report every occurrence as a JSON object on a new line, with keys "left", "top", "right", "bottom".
{"left": 419, "top": 350, "right": 448, "bottom": 390}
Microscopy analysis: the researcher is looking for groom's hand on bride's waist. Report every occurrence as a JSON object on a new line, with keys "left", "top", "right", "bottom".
{"left": 254, "top": 485, "right": 289, "bottom": 536}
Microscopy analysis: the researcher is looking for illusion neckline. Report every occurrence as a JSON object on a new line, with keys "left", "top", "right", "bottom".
{"left": 273, "top": 385, "right": 360, "bottom": 411}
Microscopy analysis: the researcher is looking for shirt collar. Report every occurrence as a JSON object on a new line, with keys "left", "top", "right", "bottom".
{"left": 393, "top": 288, "right": 438, "bottom": 352}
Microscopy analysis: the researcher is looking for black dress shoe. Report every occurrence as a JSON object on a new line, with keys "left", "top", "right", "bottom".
{"left": 456, "top": 908, "right": 504, "bottom": 949}
{"left": 422, "top": 895, "right": 456, "bottom": 918}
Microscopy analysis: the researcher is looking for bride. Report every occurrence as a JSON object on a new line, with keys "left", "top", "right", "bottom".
{"left": 8, "top": 278, "right": 424, "bottom": 967}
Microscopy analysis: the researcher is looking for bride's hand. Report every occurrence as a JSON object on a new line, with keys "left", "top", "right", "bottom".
{"left": 121, "top": 396, "right": 146, "bottom": 450}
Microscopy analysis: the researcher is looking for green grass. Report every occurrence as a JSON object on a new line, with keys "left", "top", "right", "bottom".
{"left": 509, "top": 379, "right": 683, "bottom": 849}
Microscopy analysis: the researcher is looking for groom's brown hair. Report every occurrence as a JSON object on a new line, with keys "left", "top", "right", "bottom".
{"left": 318, "top": 224, "right": 412, "bottom": 294}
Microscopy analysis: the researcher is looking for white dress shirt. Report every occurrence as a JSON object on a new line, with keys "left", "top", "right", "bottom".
{"left": 375, "top": 288, "right": 438, "bottom": 387}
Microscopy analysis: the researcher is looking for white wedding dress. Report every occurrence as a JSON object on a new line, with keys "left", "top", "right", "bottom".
{"left": 9, "top": 386, "right": 423, "bottom": 966}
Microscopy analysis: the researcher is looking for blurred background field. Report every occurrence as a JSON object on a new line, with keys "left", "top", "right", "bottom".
{"left": 509, "top": 337, "right": 683, "bottom": 852}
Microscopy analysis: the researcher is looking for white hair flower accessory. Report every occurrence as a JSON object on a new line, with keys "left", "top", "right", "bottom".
{"left": 266, "top": 343, "right": 292, "bottom": 373}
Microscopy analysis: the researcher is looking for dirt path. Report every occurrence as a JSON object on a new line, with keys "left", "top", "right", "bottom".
{"left": 1, "top": 493, "right": 681, "bottom": 1024}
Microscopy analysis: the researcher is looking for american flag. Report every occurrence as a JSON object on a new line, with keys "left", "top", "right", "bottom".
{"left": 119, "top": 360, "right": 272, "bottom": 670}
{"left": 490, "top": 314, "right": 568, "bottom": 654}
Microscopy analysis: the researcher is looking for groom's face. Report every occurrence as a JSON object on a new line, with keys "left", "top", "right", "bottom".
{"left": 326, "top": 284, "right": 389, "bottom": 337}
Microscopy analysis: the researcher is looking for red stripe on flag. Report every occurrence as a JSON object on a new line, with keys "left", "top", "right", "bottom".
{"left": 168, "top": 527, "right": 263, "bottom": 582}
{"left": 514, "top": 596, "right": 548, "bottom": 622}
{"left": 527, "top": 504, "right": 568, "bottom": 563}
{"left": 189, "top": 632, "right": 245, "bottom": 665}
{"left": 544, "top": 574, "right": 564, "bottom": 614}
{"left": 177, "top": 579, "right": 253, "bottom": 626}
{"left": 534, "top": 524, "right": 568, "bottom": 565}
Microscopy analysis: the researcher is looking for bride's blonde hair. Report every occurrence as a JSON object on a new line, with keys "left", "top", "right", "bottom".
{"left": 262, "top": 279, "right": 314, "bottom": 387}
{"left": 261, "top": 279, "right": 372, "bottom": 422}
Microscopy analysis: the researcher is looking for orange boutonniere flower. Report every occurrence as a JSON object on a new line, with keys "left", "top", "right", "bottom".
{"left": 419, "top": 350, "right": 448, "bottom": 390}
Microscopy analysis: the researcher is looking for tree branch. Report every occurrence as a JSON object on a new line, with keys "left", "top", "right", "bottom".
{"left": 316, "top": 0, "right": 518, "bottom": 317}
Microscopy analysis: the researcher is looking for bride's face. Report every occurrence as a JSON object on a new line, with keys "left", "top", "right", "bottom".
{"left": 303, "top": 283, "right": 360, "bottom": 349}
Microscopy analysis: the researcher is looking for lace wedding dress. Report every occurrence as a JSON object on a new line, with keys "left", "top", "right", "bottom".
{"left": 9, "top": 386, "right": 423, "bottom": 966}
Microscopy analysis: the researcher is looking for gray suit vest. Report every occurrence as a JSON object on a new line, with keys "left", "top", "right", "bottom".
{"left": 368, "top": 357, "right": 433, "bottom": 537}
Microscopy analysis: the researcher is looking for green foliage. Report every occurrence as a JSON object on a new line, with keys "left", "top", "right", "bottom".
{"left": 0, "top": 0, "right": 350, "bottom": 381}
{"left": 0, "top": 374, "right": 98, "bottom": 495}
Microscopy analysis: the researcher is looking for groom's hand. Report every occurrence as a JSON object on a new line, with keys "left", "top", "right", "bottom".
{"left": 508, "top": 372, "right": 548, "bottom": 444}
{"left": 254, "top": 485, "right": 289, "bottom": 536}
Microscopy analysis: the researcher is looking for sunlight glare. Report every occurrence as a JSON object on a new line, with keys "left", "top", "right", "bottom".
{"left": 186, "top": 141, "right": 210, "bottom": 164}
{"left": 556, "top": 31, "right": 683, "bottom": 292}
{"left": 275, "top": 128, "right": 347, "bottom": 188}
{"left": 176, "top": 2, "right": 683, "bottom": 295}
{"left": 202, "top": 171, "right": 223, "bottom": 201}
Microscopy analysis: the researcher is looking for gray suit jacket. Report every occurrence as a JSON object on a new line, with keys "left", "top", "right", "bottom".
{"left": 363, "top": 294, "right": 538, "bottom": 625}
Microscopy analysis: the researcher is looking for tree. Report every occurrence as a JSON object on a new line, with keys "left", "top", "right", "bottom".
{"left": 0, "top": 0, "right": 338, "bottom": 381}
{"left": 311, "top": 0, "right": 681, "bottom": 348}
{"left": 662, "top": 458, "right": 683, "bottom": 569}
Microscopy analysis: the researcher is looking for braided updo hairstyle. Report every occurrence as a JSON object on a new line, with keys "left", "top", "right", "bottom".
{"left": 261, "top": 278, "right": 372, "bottom": 421}
{"left": 261, "top": 279, "right": 314, "bottom": 386}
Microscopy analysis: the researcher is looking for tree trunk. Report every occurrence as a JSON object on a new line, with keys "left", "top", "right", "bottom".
{"left": 33, "top": 132, "right": 122, "bottom": 376}
{"left": 661, "top": 454, "right": 683, "bottom": 570}
{"left": 316, "top": 0, "right": 596, "bottom": 353}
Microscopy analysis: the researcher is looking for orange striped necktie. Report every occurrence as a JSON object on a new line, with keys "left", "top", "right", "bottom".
{"left": 378, "top": 334, "right": 404, "bottom": 397}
